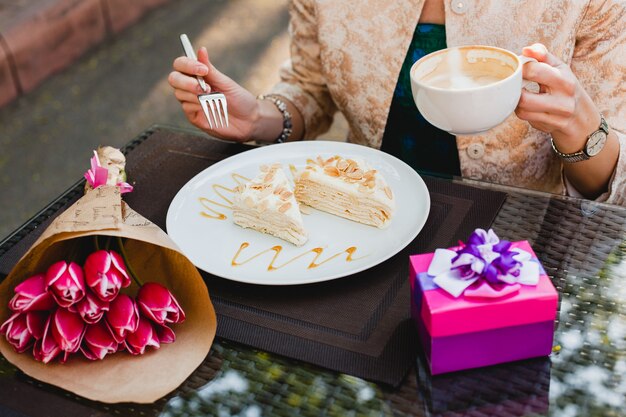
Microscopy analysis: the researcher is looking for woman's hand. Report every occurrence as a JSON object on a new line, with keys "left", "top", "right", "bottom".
{"left": 515, "top": 43, "right": 619, "bottom": 199}
{"left": 515, "top": 43, "right": 600, "bottom": 153}
{"left": 168, "top": 47, "right": 259, "bottom": 142}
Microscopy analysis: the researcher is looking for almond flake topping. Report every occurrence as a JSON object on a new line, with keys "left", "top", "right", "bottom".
{"left": 324, "top": 166, "right": 340, "bottom": 177}
{"left": 346, "top": 169, "right": 364, "bottom": 180}
{"left": 305, "top": 156, "right": 393, "bottom": 200}
{"left": 263, "top": 172, "right": 275, "bottom": 183}
{"left": 363, "top": 170, "right": 376, "bottom": 179}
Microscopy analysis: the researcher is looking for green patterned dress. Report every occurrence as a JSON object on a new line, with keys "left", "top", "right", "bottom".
{"left": 381, "top": 24, "right": 461, "bottom": 178}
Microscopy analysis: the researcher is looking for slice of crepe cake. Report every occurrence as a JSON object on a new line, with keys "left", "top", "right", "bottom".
{"left": 294, "top": 155, "right": 395, "bottom": 228}
{"left": 232, "top": 164, "right": 308, "bottom": 246}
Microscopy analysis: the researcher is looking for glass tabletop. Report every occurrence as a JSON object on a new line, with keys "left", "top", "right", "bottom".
{"left": 0, "top": 126, "right": 624, "bottom": 417}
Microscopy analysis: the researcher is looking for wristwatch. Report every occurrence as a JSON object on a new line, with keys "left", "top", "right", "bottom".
{"left": 550, "top": 114, "right": 609, "bottom": 163}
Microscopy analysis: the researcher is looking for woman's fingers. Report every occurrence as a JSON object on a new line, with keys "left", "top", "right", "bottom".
{"left": 168, "top": 71, "right": 207, "bottom": 94}
{"left": 521, "top": 43, "right": 576, "bottom": 94}
{"left": 523, "top": 62, "right": 576, "bottom": 95}
{"left": 518, "top": 90, "right": 575, "bottom": 117}
{"left": 182, "top": 102, "right": 202, "bottom": 113}
{"left": 515, "top": 42, "right": 583, "bottom": 135}
{"left": 515, "top": 108, "right": 551, "bottom": 125}
{"left": 522, "top": 43, "right": 563, "bottom": 67}
{"left": 196, "top": 47, "right": 209, "bottom": 66}
{"left": 173, "top": 56, "right": 208, "bottom": 77}
{"left": 515, "top": 105, "right": 572, "bottom": 133}
{"left": 174, "top": 89, "right": 200, "bottom": 104}
{"left": 514, "top": 108, "right": 559, "bottom": 132}
{"left": 182, "top": 102, "right": 209, "bottom": 128}
{"left": 197, "top": 47, "right": 237, "bottom": 92}
{"left": 171, "top": 51, "right": 236, "bottom": 95}
{"left": 522, "top": 62, "right": 561, "bottom": 91}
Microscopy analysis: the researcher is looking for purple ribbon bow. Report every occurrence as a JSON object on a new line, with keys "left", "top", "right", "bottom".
{"left": 427, "top": 229, "right": 539, "bottom": 298}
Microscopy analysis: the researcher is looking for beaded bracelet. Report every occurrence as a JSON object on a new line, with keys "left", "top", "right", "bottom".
{"left": 258, "top": 94, "right": 293, "bottom": 143}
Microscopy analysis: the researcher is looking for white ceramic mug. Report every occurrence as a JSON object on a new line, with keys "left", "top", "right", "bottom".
{"left": 410, "top": 45, "right": 535, "bottom": 135}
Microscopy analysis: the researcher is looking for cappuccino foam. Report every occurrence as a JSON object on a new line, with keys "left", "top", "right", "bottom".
{"left": 426, "top": 73, "right": 505, "bottom": 89}
{"left": 419, "top": 47, "right": 514, "bottom": 90}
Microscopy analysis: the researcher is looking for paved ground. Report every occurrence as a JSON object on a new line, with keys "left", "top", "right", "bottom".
{"left": 0, "top": 0, "right": 348, "bottom": 238}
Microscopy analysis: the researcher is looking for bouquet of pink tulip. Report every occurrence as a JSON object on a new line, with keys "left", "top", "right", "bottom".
{"left": 0, "top": 245, "right": 185, "bottom": 363}
{"left": 0, "top": 146, "right": 215, "bottom": 403}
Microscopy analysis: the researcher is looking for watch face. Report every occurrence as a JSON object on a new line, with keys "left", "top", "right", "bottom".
{"left": 585, "top": 131, "right": 607, "bottom": 157}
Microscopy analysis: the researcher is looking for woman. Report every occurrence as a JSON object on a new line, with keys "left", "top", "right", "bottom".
{"left": 168, "top": 0, "right": 625, "bottom": 205}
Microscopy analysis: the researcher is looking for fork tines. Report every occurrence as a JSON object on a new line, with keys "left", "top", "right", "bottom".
{"left": 199, "top": 93, "right": 229, "bottom": 129}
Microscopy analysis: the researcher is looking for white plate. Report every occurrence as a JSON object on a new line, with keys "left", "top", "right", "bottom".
{"left": 166, "top": 141, "right": 430, "bottom": 285}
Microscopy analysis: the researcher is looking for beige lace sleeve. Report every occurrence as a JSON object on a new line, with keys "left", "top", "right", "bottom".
{"left": 571, "top": 0, "right": 626, "bottom": 204}
{"left": 268, "top": 0, "right": 337, "bottom": 139}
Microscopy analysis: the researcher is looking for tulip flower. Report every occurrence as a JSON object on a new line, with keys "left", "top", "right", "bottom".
{"left": 75, "top": 290, "right": 109, "bottom": 324}
{"left": 137, "top": 282, "right": 185, "bottom": 325}
{"left": 84, "top": 147, "right": 133, "bottom": 194}
{"left": 45, "top": 261, "right": 86, "bottom": 308}
{"left": 124, "top": 316, "right": 160, "bottom": 355}
{"left": 51, "top": 308, "right": 85, "bottom": 353}
{"left": 84, "top": 150, "right": 109, "bottom": 190}
{"left": 0, "top": 311, "right": 47, "bottom": 353}
{"left": 155, "top": 323, "right": 176, "bottom": 344}
{"left": 81, "top": 321, "right": 119, "bottom": 360}
{"left": 106, "top": 294, "right": 139, "bottom": 343}
{"left": 8, "top": 274, "right": 55, "bottom": 312}
{"left": 33, "top": 315, "right": 63, "bottom": 364}
{"left": 84, "top": 250, "right": 131, "bottom": 302}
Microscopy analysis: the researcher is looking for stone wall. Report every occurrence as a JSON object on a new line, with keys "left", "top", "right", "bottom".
{"left": 0, "top": 0, "right": 172, "bottom": 107}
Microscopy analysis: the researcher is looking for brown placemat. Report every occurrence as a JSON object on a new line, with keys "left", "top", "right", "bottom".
{"left": 0, "top": 126, "right": 506, "bottom": 387}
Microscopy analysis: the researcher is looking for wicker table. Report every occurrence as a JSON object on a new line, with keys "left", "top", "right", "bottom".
{"left": 0, "top": 126, "right": 624, "bottom": 417}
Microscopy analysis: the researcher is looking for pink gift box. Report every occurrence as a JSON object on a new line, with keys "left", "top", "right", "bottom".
{"left": 410, "top": 241, "right": 558, "bottom": 375}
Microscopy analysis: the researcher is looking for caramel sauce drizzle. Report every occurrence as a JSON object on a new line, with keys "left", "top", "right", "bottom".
{"left": 198, "top": 197, "right": 228, "bottom": 220}
{"left": 231, "top": 173, "right": 251, "bottom": 185}
{"left": 198, "top": 173, "right": 250, "bottom": 220}
{"left": 232, "top": 242, "right": 363, "bottom": 271}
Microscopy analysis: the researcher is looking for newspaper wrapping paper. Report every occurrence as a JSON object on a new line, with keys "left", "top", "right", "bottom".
{"left": 0, "top": 186, "right": 216, "bottom": 403}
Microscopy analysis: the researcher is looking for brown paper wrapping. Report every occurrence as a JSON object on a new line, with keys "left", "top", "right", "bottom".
{"left": 0, "top": 186, "right": 217, "bottom": 404}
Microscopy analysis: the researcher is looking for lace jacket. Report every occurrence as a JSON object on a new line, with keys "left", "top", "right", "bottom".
{"left": 269, "top": 0, "right": 626, "bottom": 204}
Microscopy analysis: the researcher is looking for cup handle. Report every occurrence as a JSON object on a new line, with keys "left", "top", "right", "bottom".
{"left": 518, "top": 55, "right": 538, "bottom": 89}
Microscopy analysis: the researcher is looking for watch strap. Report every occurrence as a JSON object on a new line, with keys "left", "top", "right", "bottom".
{"left": 550, "top": 137, "right": 589, "bottom": 163}
{"left": 550, "top": 114, "right": 608, "bottom": 163}
{"left": 599, "top": 114, "right": 609, "bottom": 135}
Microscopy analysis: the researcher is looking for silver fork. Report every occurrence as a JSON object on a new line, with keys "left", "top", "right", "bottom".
{"left": 179, "top": 34, "right": 229, "bottom": 129}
